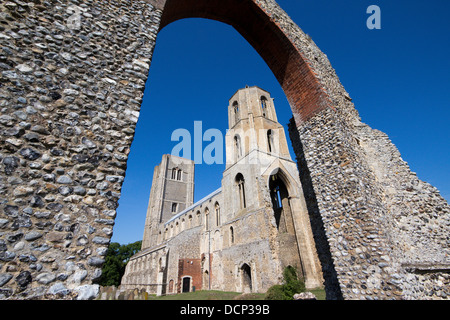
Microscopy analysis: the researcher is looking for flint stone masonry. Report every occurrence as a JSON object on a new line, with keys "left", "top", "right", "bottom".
{"left": 0, "top": 0, "right": 448, "bottom": 300}
{"left": 0, "top": 0, "right": 161, "bottom": 299}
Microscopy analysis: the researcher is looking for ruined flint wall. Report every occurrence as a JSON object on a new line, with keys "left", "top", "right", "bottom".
{"left": 0, "top": 0, "right": 161, "bottom": 299}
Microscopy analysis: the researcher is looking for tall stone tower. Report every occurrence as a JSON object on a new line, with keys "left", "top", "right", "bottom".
{"left": 141, "top": 154, "right": 195, "bottom": 249}
{"left": 221, "top": 86, "right": 323, "bottom": 288}
{"left": 226, "top": 86, "right": 292, "bottom": 164}
{"left": 222, "top": 86, "right": 295, "bottom": 216}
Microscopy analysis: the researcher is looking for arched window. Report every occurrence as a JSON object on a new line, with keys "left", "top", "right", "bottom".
{"left": 196, "top": 210, "right": 201, "bottom": 225}
{"left": 168, "top": 279, "right": 174, "bottom": 293}
{"left": 177, "top": 168, "right": 182, "bottom": 181}
{"left": 233, "top": 101, "right": 239, "bottom": 124}
{"left": 171, "top": 202, "right": 177, "bottom": 213}
{"left": 235, "top": 173, "right": 246, "bottom": 209}
{"left": 203, "top": 271, "right": 209, "bottom": 291}
{"left": 171, "top": 168, "right": 177, "bottom": 179}
{"left": 267, "top": 129, "right": 274, "bottom": 153}
{"left": 234, "top": 135, "right": 242, "bottom": 161}
{"left": 230, "top": 226, "right": 234, "bottom": 244}
{"left": 204, "top": 207, "right": 209, "bottom": 229}
{"left": 215, "top": 202, "right": 220, "bottom": 226}
{"left": 260, "top": 96, "right": 267, "bottom": 117}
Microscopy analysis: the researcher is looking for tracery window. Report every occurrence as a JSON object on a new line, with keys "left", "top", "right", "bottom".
{"left": 235, "top": 173, "right": 246, "bottom": 209}
{"left": 215, "top": 202, "right": 220, "bottom": 226}
{"left": 261, "top": 96, "right": 268, "bottom": 117}
{"left": 233, "top": 101, "right": 239, "bottom": 124}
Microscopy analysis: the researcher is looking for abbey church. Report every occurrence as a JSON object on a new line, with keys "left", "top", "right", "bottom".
{"left": 121, "top": 86, "right": 323, "bottom": 295}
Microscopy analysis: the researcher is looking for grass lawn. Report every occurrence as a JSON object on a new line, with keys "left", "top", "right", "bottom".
{"left": 148, "top": 290, "right": 264, "bottom": 300}
{"left": 309, "top": 288, "right": 326, "bottom": 300}
{"left": 147, "top": 288, "right": 326, "bottom": 300}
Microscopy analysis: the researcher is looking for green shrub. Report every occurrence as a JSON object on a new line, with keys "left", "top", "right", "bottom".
{"left": 264, "top": 266, "right": 305, "bottom": 300}
{"left": 264, "top": 285, "right": 287, "bottom": 300}
{"left": 282, "top": 266, "right": 305, "bottom": 299}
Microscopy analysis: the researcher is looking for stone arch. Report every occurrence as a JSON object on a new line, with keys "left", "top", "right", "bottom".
{"left": 267, "top": 167, "right": 324, "bottom": 289}
{"left": 266, "top": 167, "right": 298, "bottom": 198}
{"left": 0, "top": 0, "right": 335, "bottom": 299}
{"left": 4, "top": 0, "right": 443, "bottom": 301}
{"left": 159, "top": 0, "right": 331, "bottom": 124}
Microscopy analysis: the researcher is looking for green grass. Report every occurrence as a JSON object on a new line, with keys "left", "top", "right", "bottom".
{"left": 147, "top": 288, "right": 326, "bottom": 300}
{"left": 148, "top": 290, "right": 265, "bottom": 300}
{"left": 309, "top": 288, "right": 326, "bottom": 300}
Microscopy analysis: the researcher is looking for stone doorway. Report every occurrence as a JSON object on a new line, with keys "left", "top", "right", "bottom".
{"left": 241, "top": 264, "right": 252, "bottom": 293}
{"left": 182, "top": 277, "right": 191, "bottom": 293}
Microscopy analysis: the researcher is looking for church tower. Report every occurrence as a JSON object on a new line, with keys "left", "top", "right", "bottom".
{"left": 221, "top": 86, "right": 323, "bottom": 288}
{"left": 226, "top": 86, "right": 292, "bottom": 165}
{"left": 221, "top": 86, "right": 295, "bottom": 221}
{"left": 141, "top": 154, "right": 195, "bottom": 249}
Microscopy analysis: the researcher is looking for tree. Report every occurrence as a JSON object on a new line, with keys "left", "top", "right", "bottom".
{"left": 265, "top": 266, "right": 305, "bottom": 300}
{"left": 95, "top": 241, "right": 142, "bottom": 287}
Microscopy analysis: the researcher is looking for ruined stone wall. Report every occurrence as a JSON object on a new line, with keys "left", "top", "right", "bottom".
{"left": 198, "top": 204, "right": 285, "bottom": 293}
{"left": 0, "top": 0, "right": 161, "bottom": 299}
{"left": 254, "top": 0, "right": 449, "bottom": 300}
{"left": 355, "top": 123, "right": 450, "bottom": 299}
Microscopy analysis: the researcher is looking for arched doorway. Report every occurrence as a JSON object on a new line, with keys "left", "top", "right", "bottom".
{"left": 159, "top": 0, "right": 331, "bottom": 123}
{"left": 203, "top": 270, "right": 209, "bottom": 290}
{"left": 241, "top": 263, "right": 252, "bottom": 293}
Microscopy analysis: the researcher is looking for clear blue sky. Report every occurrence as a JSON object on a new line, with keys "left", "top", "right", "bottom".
{"left": 111, "top": 0, "right": 450, "bottom": 245}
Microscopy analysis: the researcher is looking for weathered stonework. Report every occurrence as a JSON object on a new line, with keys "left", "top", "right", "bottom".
{"left": 0, "top": 0, "right": 161, "bottom": 299}
{"left": 0, "top": 0, "right": 448, "bottom": 300}
{"left": 121, "top": 86, "right": 323, "bottom": 295}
